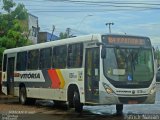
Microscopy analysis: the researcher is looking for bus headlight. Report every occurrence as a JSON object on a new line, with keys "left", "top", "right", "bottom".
{"left": 102, "top": 82, "right": 114, "bottom": 94}
{"left": 149, "top": 86, "right": 156, "bottom": 95}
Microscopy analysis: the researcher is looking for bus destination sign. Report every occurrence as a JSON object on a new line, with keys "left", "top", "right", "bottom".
{"left": 102, "top": 35, "right": 150, "bottom": 46}
{"left": 108, "top": 36, "right": 145, "bottom": 45}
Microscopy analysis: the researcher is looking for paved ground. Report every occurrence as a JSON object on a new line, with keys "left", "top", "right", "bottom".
{"left": 0, "top": 85, "right": 160, "bottom": 120}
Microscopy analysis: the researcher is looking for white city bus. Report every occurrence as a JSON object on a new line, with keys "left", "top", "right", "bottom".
{"left": 1, "top": 34, "right": 156, "bottom": 114}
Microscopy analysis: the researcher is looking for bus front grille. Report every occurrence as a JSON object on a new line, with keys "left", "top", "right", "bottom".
{"left": 118, "top": 97, "right": 147, "bottom": 104}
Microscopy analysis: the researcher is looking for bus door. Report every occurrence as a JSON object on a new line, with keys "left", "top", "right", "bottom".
{"left": 7, "top": 57, "right": 15, "bottom": 95}
{"left": 85, "top": 47, "right": 100, "bottom": 102}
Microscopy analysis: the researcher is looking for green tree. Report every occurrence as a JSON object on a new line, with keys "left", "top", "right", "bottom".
{"left": 0, "top": 0, "right": 31, "bottom": 68}
{"left": 12, "top": 3, "right": 28, "bottom": 20}
{"left": 0, "top": 47, "right": 6, "bottom": 69}
{"left": 59, "top": 32, "right": 68, "bottom": 39}
{"left": 2, "top": 0, "right": 15, "bottom": 13}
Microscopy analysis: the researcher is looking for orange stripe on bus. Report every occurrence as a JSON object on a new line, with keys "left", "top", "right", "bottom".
{"left": 56, "top": 69, "right": 65, "bottom": 89}
{"left": 48, "top": 69, "right": 60, "bottom": 88}
{"left": 14, "top": 72, "right": 20, "bottom": 77}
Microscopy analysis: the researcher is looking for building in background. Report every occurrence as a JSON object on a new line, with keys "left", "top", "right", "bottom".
{"left": 38, "top": 32, "right": 59, "bottom": 43}
{"left": 28, "top": 13, "right": 39, "bottom": 44}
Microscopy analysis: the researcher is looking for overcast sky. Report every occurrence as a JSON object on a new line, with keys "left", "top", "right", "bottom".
{"left": 0, "top": 0, "right": 160, "bottom": 45}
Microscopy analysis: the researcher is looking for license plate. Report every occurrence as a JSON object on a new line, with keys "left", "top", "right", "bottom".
{"left": 128, "top": 100, "right": 138, "bottom": 104}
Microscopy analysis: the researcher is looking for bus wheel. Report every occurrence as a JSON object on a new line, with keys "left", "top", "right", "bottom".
{"left": 116, "top": 104, "right": 123, "bottom": 115}
{"left": 73, "top": 90, "right": 83, "bottom": 113}
{"left": 19, "top": 87, "right": 27, "bottom": 105}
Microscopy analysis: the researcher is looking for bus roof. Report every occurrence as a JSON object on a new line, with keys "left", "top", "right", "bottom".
{"left": 4, "top": 34, "right": 101, "bottom": 54}
{"left": 3, "top": 33, "right": 151, "bottom": 54}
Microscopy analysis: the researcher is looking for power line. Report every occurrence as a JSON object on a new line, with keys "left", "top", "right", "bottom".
{"left": 47, "top": 0, "right": 160, "bottom": 6}
{"left": 25, "top": 3, "right": 160, "bottom": 12}
{"left": 24, "top": 3, "right": 160, "bottom": 10}
{"left": 70, "top": 28, "right": 88, "bottom": 34}
{"left": 28, "top": 7, "right": 160, "bottom": 13}
{"left": 16, "top": 0, "right": 45, "bottom": 2}
{"left": 23, "top": 2, "right": 160, "bottom": 7}
{"left": 14, "top": 0, "right": 160, "bottom": 12}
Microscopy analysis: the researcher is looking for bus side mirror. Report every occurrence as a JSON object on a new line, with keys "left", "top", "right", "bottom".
{"left": 101, "top": 47, "right": 106, "bottom": 59}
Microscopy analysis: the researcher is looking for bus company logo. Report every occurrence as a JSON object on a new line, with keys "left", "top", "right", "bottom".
{"left": 116, "top": 90, "right": 131, "bottom": 94}
{"left": 69, "top": 73, "right": 77, "bottom": 79}
{"left": 14, "top": 73, "right": 20, "bottom": 77}
{"left": 20, "top": 73, "right": 40, "bottom": 79}
{"left": 132, "top": 90, "right": 135, "bottom": 94}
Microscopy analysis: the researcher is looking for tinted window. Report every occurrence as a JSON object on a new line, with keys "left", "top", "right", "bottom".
{"left": 28, "top": 49, "right": 39, "bottom": 70}
{"left": 3, "top": 54, "right": 7, "bottom": 72}
{"left": 68, "top": 43, "right": 83, "bottom": 68}
{"left": 40, "top": 48, "right": 52, "bottom": 69}
{"left": 53, "top": 45, "right": 67, "bottom": 69}
{"left": 16, "top": 51, "right": 27, "bottom": 71}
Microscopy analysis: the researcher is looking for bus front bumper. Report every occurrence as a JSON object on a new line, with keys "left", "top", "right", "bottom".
{"left": 99, "top": 91, "right": 156, "bottom": 105}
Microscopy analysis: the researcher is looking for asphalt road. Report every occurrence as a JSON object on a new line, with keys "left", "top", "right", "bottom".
{"left": 0, "top": 85, "right": 160, "bottom": 120}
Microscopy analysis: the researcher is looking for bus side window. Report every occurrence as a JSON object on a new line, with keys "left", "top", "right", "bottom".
{"left": 28, "top": 49, "right": 39, "bottom": 70}
{"left": 52, "top": 45, "right": 67, "bottom": 69}
{"left": 67, "top": 43, "right": 83, "bottom": 68}
{"left": 40, "top": 47, "right": 52, "bottom": 69}
{"left": 3, "top": 54, "right": 7, "bottom": 72}
{"left": 16, "top": 51, "right": 27, "bottom": 71}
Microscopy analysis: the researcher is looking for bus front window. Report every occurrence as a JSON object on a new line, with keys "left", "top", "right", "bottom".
{"left": 103, "top": 47, "right": 154, "bottom": 88}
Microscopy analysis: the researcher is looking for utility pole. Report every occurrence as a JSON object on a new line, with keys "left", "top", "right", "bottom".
{"left": 66, "top": 28, "right": 71, "bottom": 38}
{"left": 50, "top": 25, "right": 55, "bottom": 41}
{"left": 106, "top": 22, "right": 114, "bottom": 33}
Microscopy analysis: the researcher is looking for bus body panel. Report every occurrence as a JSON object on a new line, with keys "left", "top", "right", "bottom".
{"left": 1, "top": 34, "right": 156, "bottom": 106}
{"left": 3, "top": 68, "right": 85, "bottom": 102}
{"left": 99, "top": 47, "right": 156, "bottom": 105}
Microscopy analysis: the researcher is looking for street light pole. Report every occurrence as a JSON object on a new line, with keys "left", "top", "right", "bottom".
{"left": 77, "top": 14, "right": 93, "bottom": 30}
{"left": 106, "top": 22, "right": 114, "bottom": 33}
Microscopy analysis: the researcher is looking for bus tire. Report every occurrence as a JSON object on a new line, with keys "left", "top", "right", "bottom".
{"left": 19, "top": 87, "right": 27, "bottom": 105}
{"left": 68, "top": 92, "right": 74, "bottom": 108}
{"left": 73, "top": 90, "right": 83, "bottom": 113}
{"left": 116, "top": 104, "right": 123, "bottom": 115}
{"left": 19, "top": 87, "right": 36, "bottom": 105}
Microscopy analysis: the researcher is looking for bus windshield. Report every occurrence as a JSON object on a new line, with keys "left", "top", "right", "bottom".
{"left": 103, "top": 47, "right": 154, "bottom": 88}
